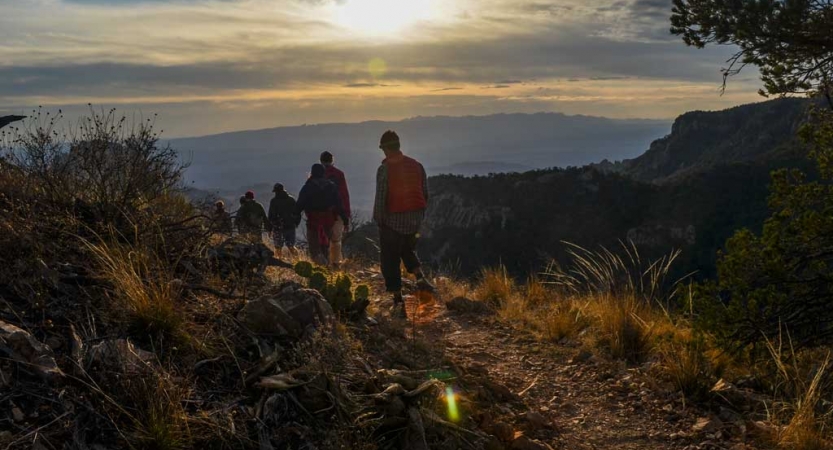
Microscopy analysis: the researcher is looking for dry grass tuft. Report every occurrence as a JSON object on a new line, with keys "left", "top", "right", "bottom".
{"left": 655, "top": 333, "right": 722, "bottom": 398}
{"left": 85, "top": 238, "right": 185, "bottom": 341}
{"left": 127, "top": 371, "right": 193, "bottom": 450}
{"left": 474, "top": 266, "right": 515, "bottom": 307}
{"left": 765, "top": 334, "right": 833, "bottom": 450}
{"left": 589, "top": 294, "right": 656, "bottom": 363}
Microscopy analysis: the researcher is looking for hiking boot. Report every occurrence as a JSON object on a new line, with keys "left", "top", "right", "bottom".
{"left": 391, "top": 292, "right": 407, "bottom": 319}
{"left": 391, "top": 301, "right": 408, "bottom": 319}
{"left": 415, "top": 277, "right": 436, "bottom": 293}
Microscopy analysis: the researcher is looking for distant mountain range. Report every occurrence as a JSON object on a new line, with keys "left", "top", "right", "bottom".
{"left": 347, "top": 98, "right": 813, "bottom": 280}
{"left": 172, "top": 113, "right": 670, "bottom": 213}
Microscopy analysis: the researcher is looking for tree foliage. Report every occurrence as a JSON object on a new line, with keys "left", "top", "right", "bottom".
{"left": 697, "top": 108, "right": 833, "bottom": 351}
{"left": 671, "top": 0, "right": 833, "bottom": 104}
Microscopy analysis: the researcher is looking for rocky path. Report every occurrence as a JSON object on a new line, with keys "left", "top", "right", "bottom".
{"left": 355, "top": 274, "right": 759, "bottom": 450}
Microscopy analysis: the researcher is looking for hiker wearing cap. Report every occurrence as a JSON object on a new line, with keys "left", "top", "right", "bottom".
{"left": 212, "top": 200, "right": 233, "bottom": 234}
{"left": 320, "top": 151, "right": 351, "bottom": 266}
{"left": 268, "top": 183, "right": 299, "bottom": 255}
{"left": 373, "top": 130, "right": 435, "bottom": 318}
{"left": 236, "top": 190, "right": 269, "bottom": 240}
{"left": 296, "top": 164, "right": 347, "bottom": 265}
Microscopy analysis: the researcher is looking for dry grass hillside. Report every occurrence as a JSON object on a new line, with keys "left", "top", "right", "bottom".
{"left": 1, "top": 110, "right": 832, "bottom": 450}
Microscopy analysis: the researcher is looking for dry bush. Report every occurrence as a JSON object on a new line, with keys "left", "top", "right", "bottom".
{"left": 0, "top": 108, "right": 209, "bottom": 274}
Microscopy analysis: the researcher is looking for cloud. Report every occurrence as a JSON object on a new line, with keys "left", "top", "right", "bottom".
{"left": 0, "top": 0, "right": 763, "bottom": 136}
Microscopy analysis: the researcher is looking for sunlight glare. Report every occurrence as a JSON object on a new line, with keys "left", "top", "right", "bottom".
{"left": 331, "top": 0, "right": 438, "bottom": 36}
{"left": 445, "top": 386, "right": 460, "bottom": 422}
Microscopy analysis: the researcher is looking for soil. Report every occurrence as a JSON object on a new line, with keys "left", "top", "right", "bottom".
{"left": 352, "top": 267, "right": 762, "bottom": 450}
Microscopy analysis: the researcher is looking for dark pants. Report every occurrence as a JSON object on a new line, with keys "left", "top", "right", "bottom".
{"left": 379, "top": 226, "right": 421, "bottom": 292}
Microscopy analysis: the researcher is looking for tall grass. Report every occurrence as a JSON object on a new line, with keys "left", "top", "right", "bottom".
{"left": 85, "top": 237, "right": 184, "bottom": 341}
{"left": 546, "top": 241, "right": 688, "bottom": 315}
{"left": 128, "top": 371, "right": 192, "bottom": 450}
{"left": 474, "top": 266, "right": 515, "bottom": 307}
{"left": 542, "top": 241, "right": 686, "bottom": 363}
{"left": 766, "top": 333, "right": 833, "bottom": 450}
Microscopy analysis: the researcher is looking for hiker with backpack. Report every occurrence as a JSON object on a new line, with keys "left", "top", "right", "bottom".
{"left": 236, "top": 190, "right": 269, "bottom": 241}
{"left": 268, "top": 183, "right": 299, "bottom": 256}
{"left": 373, "top": 130, "right": 435, "bottom": 318}
{"left": 296, "top": 164, "right": 347, "bottom": 265}
{"left": 211, "top": 200, "right": 233, "bottom": 235}
{"left": 320, "top": 151, "right": 351, "bottom": 267}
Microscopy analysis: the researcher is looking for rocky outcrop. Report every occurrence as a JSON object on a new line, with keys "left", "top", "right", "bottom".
{"left": 622, "top": 98, "right": 808, "bottom": 183}
{"left": 627, "top": 224, "right": 696, "bottom": 247}
{"left": 0, "top": 320, "right": 63, "bottom": 381}
{"left": 424, "top": 192, "right": 512, "bottom": 235}
{"left": 237, "top": 282, "right": 334, "bottom": 338}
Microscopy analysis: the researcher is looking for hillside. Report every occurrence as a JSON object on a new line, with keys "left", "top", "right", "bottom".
{"left": 173, "top": 113, "right": 669, "bottom": 213}
{"left": 619, "top": 98, "right": 809, "bottom": 183}
{"left": 4, "top": 101, "right": 830, "bottom": 450}
{"left": 355, "top": 98, "right": 814, "bottom": 279}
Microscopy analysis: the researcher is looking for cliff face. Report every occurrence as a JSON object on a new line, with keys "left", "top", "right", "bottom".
{"left": 621, "top": 98, "right": 808, "bottom": 183}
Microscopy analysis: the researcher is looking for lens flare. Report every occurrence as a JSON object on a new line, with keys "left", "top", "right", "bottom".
{"left": 368, "top": 58, "right": 387, "bottom": 79}
{"left": 445, "top": 386, "right": 460, "bottom": 422}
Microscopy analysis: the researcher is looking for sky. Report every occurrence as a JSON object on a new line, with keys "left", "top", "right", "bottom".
{"left": 0, "top": 0, "right": 765, "bottom": 137}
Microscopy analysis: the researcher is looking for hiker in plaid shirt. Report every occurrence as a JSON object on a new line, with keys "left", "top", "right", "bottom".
{"left": 373, "top": 130, "right": 435, "bottom": 318}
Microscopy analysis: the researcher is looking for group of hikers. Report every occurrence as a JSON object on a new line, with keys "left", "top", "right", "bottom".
{"left": 211, "top": 130, "right": 434, "bottom": 318}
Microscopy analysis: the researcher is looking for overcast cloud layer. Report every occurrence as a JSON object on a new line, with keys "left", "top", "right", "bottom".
{"left": 0, "top": 0, "right": 763, "bottom": 137}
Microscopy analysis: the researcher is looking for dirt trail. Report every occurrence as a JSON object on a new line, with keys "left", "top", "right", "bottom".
{"left": 355, "top": 274, "right": 758, "bottom": 450}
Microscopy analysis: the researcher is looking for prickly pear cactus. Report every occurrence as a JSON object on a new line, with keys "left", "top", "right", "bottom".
{"left": 328, "top": 274, "right": 354, "bottom": 312}
{"left": 309, "top": 271, "right": 328, "bottom": 292}
{"left": 354, "top": 284, "right": 370, "bottom": 302}
{"left": 294, "top": 261, "right": 313, "bottom": 278}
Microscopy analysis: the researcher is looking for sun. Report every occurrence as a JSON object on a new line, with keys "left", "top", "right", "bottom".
{"left": 330, "top": 0, "right": 439, "bottom": 36}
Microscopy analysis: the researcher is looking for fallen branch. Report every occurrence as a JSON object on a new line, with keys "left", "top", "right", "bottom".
{"left": 517, "top": 374, "right": 540, "bottom": 397}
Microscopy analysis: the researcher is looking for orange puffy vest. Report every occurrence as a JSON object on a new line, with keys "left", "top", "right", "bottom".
{"left": 385, "top": 154, "right": 427, "bottom": 213}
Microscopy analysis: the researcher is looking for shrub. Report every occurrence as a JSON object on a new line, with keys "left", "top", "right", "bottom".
{"left": 0, "top": 108, "right": 208, "bottom": 291}
{"left": 696, "top": 109, "right": 833, "bottom": 352}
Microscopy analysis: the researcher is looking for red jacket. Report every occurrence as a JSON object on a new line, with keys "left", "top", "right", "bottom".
{"left": 385, "top": 154, "right": 427, "bottom": 213}
{"left": 324, "top": 165, "right": 351, "bottom": 218}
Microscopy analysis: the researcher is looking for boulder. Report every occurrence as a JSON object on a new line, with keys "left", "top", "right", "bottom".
{"left": 525, "top": 411, "right": 549, "bottom": 430}
{"left": 0, "top": 320, "right": 63, "bottom": 381}
{"left": 237, "top": 282, "right": 333, "bottom": 338}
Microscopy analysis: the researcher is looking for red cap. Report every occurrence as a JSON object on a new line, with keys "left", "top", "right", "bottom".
{"left": 245, "top": 190, "right": 255, "bottom": 199}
